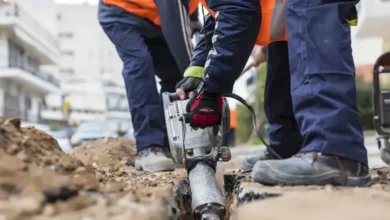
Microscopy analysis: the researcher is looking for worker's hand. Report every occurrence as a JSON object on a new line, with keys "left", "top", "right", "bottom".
{"left": 190, "top": 20, "right": 202, "bottom": 37}
{"left": 186, "top": 84, "right": 223, "bottom": 128}
{"left": 176, "top": 66, "right": 204, "bottom": 100}
{"left": 252, "top": 46, "right": 266, "bottom": 67}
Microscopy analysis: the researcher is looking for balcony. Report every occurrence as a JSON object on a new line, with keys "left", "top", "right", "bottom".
{"left": 354, "top": 0, "right": 390, "bottom": 39}
{"left": 0, "top": 56, "right": 60, "bottom": 93}
{"left": 0, "top": 2, "right": 60, "bottom": 64}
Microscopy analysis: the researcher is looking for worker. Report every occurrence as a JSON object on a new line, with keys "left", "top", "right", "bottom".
{"left": 222, "top": 109, "right": 237, "bottom": 147}
{"left": 176, "top": 0, "right": 370, "bottom": 186}
{"left": 98, "top": 0, "right": 201, "bottom": 172}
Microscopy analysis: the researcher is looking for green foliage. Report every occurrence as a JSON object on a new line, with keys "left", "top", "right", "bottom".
{"left": 49, "top": 122, "right": 61, "bottom": 131}
{"left": 236, "top": 103, "right": 253, "bottom": 144}
{"left": 237, "top": 66, "right": 378, "bottom": 145}
{"left": 236, "top": 63, "right": 268, "bottom": 144}
{"left": 117, "top": 131, "right": 127, "bottom": 137}
{"left": 355, "top": 75, "right": 374, "bottom": 130}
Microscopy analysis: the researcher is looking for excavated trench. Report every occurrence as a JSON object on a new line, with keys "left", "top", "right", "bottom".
{"left": 173, "top": 169, "right": 282, "bottom": 220}
{"left": 2, "top": 117, "right": 390, "bottom": 220}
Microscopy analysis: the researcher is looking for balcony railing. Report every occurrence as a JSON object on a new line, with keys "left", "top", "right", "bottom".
{"left": 0, "top": 2, "right": 59, "bottom": 49}
{"left": 2, "top": 106, "right": 43, "bottom": 124}
{"left": 6, "top": 57, "right": 61, "bottom": 88}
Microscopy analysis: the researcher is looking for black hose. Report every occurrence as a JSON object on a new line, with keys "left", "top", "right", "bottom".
{"left": 223, "top": 93, "right": 282, "bottom": 159}
{"left": 197, "top": 7, "right": 280, "bottom": 159}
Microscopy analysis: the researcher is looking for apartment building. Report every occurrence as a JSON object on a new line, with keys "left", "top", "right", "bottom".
{"left": 0, "top": 0, "right": 61, "bottom": 129}
{"left": 42, "top": 2, "right": 130, "bottom": 131}
{"left": 352, "top": 0, "right": 390, "bottom": 64}
{"left": 56, "top": 3, "right": 123, "bottom": 84}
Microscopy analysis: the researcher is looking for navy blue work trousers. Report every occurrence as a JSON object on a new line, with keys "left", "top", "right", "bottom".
{"left": 101, "top": 22, "right": 182, "bottom": 152}
{"left": 266, "top": 0, "right": 367, "bottom": 164}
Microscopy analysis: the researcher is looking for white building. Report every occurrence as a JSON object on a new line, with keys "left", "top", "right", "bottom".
{"left": 102, "top": 77, "right": 130, "bottom": 132}
{"left": 42, "top": 78, "right": 130, "bottom": 132}
{"left": 56, "top": 2, "right": 123, "bottom": 84}
{"left": 352, "top": 0, "right": 390, "bottom": 65}
{"left": 0, "top": 0, "right": 61, "bottom": 129}
{"left": 40, "top": 2, "right": 130, "bottom": 131}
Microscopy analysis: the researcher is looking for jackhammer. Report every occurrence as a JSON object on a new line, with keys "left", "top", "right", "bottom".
{"left": 162, "top": 91, "right": 282, "bottom": 220}
{"left": 163, "top": 93, "right": 230, "bottom": 220}
{"left": 373, "top": 51, "right": 390, "bottom": 165}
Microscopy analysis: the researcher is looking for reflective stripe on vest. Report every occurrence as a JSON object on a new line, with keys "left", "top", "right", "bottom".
{"left": 103, "top": 0, "right": 199, "bottom": 26}
{"left": 257, "top": 0, "right": 287, "bottom": 46}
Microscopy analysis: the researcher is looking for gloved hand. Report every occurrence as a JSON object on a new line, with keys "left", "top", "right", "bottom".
{"left": 190, "top": 20, "right": 202, "bottom": 37}
{"left": 186, "top": 83, "right": 223, "bottom": 128}
{"left": 175, "top": 66, "right": 204, "bottom": 100}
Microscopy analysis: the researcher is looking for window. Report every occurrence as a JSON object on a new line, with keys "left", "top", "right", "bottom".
{"left": 58, "top": 32, "right": 73, "bottom": 38}
{"left": 61, "top": 50, "right": 74, "bottom": 56}
{"left": 8, "top": 40, "right": 39, "bottom": 75}
{"left": 59, "top": 68, "right": 74, "bottom": 75}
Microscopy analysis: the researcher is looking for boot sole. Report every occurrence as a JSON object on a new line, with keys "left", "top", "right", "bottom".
{"left": 252, "top": 162, "right": 372, "bottom": 187}
{"left": 136, "top": 160, "right": 176, "bottom": 173}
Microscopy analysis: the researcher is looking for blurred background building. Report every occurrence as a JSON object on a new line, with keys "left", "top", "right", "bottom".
{"left": 0, "top": 0, "right": 129, "bottom": 133}
{"left": 0, "top": 0, "right": 61, "bottom": 131}
{"left": 0, "top": 0, "right": 390, "bottom": 137}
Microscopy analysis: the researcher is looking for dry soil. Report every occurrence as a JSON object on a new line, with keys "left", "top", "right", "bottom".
{"left": 1, "top": 117, "right": 390, "bottom": 220}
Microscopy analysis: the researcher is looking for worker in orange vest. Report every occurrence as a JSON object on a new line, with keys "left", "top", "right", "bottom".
{"left": 176, "top": 0, "right": 369, "bottom": 187}
{"left": 98, "top": 0, "right": 201, "bottom": 173}
{"left": 222, "top": 109, "right": 237, "bottom": 147}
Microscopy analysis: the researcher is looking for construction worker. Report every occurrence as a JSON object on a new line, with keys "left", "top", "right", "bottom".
{"left": 98, "top": 0, "right": 201, "bottom": 172}
{"left": 176, "top": 0, "right": 370, "bottom": 186}
{"left": 222, "top": 109, "right": 237, "bottom": 147}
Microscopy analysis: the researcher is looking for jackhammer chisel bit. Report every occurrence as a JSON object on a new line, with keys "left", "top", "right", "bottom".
{"left": 162, "top": 92, "right": 231, "bottom": 220}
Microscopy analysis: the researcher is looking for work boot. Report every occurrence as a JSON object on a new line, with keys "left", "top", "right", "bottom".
{"left": 135, "top": 146, "right": 175, "bottom": 172}
{"left": 240, "top": 149, "right": 278, "bottom": 173}
{"left": 252, "top": 152, "right": 371, "bottom": 187}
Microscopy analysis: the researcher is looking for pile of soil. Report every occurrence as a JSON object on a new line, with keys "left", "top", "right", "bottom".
{"left": 0, "top": 117, "right": 186, "bottom": 220}
{"left": 2, "top": 116, "right": 390, "bottom": 220}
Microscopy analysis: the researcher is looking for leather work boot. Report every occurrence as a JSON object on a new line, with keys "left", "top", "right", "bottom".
{"left": 135, "top": 146, "right": 175, "bottom": 172}
{"left": 240, "top": 149, "right": 278, "bottom": 173}
{"left": 251, "top": 152, "right": 371, "bottom": 187}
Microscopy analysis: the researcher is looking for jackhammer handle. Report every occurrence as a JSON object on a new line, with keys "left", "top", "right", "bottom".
{"left": 167, "top": 92, "right": 181, "bottom": 101}
{"left": 182, "top": 113, "right": 191, "bottom": 123}
{"left": 167, "top": 92, "right": 192, "bottom": 101}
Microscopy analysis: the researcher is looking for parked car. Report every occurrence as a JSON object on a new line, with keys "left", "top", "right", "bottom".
{"left": 47, "top": 130, "right": 72, "bottom": 152}
{"left": 70, "top": 121, "right": 118, "bottom": 148}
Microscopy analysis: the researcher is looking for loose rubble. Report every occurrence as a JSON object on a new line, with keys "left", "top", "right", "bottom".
{"left": 0, "top": 117, "right": 186, "bottom": 220}
{"left": 1, "top": 116, "right": 390, "bottom": 220}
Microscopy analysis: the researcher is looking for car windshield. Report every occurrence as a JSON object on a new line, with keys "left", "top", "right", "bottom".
{"left": 76, "top": 121, "right": 112, "bottom": 133}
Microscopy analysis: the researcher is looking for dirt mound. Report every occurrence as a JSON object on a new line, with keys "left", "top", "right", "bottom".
{"left": 70, "top": 137, "right": 137, "bottom": 169}
{"left": 70, "top": 138, "right": 187, "bottom": 195}
{"left": 0, "top": 118, "right": 186, "bottom": 220}
{"left": 3, "top": 116, "right": 390, "bottom": 220}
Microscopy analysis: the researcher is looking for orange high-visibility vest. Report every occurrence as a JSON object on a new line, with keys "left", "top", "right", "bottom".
{"left": 200, "top": 0, "right": 287, "bottom": 46}
{"left": 103, "top": 0, "right": 200, "bottom": 27}
{"left": 230, "top": 109, "right": 237, "bottom": 129}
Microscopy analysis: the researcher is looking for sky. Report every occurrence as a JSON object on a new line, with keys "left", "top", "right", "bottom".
{"left": 55, "top": 0, "right": 97, "bottom": 4}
